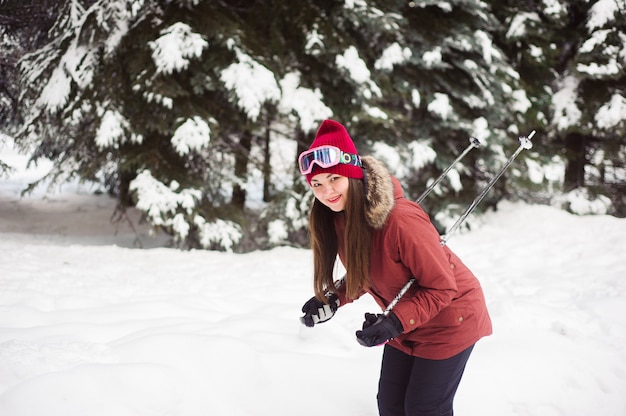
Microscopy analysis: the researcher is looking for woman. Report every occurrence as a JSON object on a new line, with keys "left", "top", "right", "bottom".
{"left": 299, "top": 119, "right": 492, "bottom": 416}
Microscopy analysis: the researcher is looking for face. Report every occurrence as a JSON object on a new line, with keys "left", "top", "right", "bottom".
{"left": 310, "top": 173, "right": 350, "bottom": 212}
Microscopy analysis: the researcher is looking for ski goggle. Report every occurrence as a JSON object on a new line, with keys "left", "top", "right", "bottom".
{"left": 298, "top": 145, "right": 362, "bottom": 175}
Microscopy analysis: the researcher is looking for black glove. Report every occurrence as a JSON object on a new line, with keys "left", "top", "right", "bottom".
{"left": 355, "top": 312, "right": 403, "bottom": 347}
{"left": 300, "top": 293, "right": 340, "bottom": 327}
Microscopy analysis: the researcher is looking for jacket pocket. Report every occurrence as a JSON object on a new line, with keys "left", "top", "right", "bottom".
{"left": 422, "top": 306, "right": 465, "bottom": 328}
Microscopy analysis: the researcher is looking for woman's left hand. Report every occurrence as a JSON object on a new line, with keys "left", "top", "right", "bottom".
{"left": 355, "top": 312, "right": 403, "bottom": 347}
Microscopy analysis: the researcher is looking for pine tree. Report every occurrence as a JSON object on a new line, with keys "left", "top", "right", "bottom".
{"left": 492, "top": 0, "right": 626, "bottom": 216}
{"left": 13, "top": 0, "right": 573, "bottom": 250}
{"left": 0, "top": 0, "right": 61, "bottom": 176}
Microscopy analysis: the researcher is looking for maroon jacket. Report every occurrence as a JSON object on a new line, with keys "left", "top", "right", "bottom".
{"left": 334, "top": 156, "right": 492, "bottom": 360}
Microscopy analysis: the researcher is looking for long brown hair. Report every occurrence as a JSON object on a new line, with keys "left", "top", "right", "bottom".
{"left": 309, "top": 178, "right": 372, "bottom": 302}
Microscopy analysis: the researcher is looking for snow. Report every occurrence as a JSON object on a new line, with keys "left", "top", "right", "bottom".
{"left": 511, "top": 89, "right": 532, "bottom": 114}
{"left": 578, "top": 28, "right": 613, "bottom": 54}
{"left": 171, "top": 116, "right": 211, "bottom": 156}
{"left": 471, "top": 117, "right": 489, "bottom": 143}
{"left": 336, "top": 46, "right": 382, "bottom": 99}
{"left": 475, "top": 30, "right": 500, "bottom": 66}
{"left": 506, "top": 12, "right": 540, "bottom": 39}
{"left": 2, "top": 144, "right": 626, "bottom": 416}
{"left": 577, "top": 28, "right": 624, "bottom": 77}
{"left": 220, "top": 43, "right": 281, "bottom": 122}
{"left": 552, "top": 75, "right": 582, "bottom": 131}
{"left": 277, "top": 72, "right": 333, "bottom": 133}
{"left": 304, "top": 26, "right": 324, "bottom": 54}
{"left": 101, "top": 2, "right": 132, "bottom": 56}
{"left": 129, "top": 171, "right": 201, "bottom": 226}
{"left": 95, "top": 109, "right": 143, "bottom": 148}
{"left": 408, "top": 140, "right": 437, "bottom": 171}
{"left": 36, "top": 34, "right": 97, "bottom": 112}
{"left": 595, "top": 93, "right": 626, "bottom": 129}
{"left": 149, "top": 22, "right": 208, "bottom": 75}
{"left": 38, "top": 65, "right": 72, "bottom": 112}
{"left": 528, "top": 44, "right": 544, "bottom": 60}
{"left": 428, "top": 92, "right": 453, "bottom": 120}
{"left": 193, "top": 216, "right": 242, "bottom": 252}
{"left": 375, "top": 43, "right": 412, "bottom": 71}
{"left": 422, "top": 47, "right": 442, "bottom": 67}
{"left": 552, "top": 187, "right": 612, "bottom": 215}
{"left": 541, "top": 0, "right": 567, "bottom": 19}
{"left": 411, "top": 88, "right": 421, "bottom": 108}
{"left": 336, "top": 47, "right": 371, "bottom": 83}
{"left": 587, "top": 0, "right": 625, "bottom": 30}
{"left": 372, "top": 142, "right": 405, "bottom": 178}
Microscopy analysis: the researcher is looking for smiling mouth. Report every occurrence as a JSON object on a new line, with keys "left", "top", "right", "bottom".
{"left": 327, "top": 195, "right": 341, "bottom": 204}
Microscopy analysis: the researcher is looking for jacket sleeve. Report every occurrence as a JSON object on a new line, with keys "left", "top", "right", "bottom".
{"left": 387, "top": 204, "right": 458, "bottom": 333}
{"left": 334, "top": 275, "right": 366, "bottom": 306}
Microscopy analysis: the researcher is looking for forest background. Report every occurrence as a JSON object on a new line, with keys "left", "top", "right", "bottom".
{"left": 1, "top": 0, "right": 624, "bottom": 252}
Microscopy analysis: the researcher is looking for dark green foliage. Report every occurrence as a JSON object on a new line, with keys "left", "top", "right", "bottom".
{"left": 491, "top": 0, "right": 626, "bottom": 215}
{"left": 2, "top": 0, "right": 624, "bottom": 251}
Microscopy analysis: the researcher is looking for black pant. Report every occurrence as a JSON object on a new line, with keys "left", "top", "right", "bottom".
{"left": 377, "top": 344, "right": 474, "bottom": 416}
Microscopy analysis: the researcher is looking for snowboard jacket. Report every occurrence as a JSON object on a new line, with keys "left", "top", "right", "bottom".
{"left": 334, "top": 156, "right": 493, "bottom": 360}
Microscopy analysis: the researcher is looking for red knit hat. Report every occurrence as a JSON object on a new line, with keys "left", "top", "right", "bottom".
{"left": 304, "top": 120, "right": 364, "bottom": 184}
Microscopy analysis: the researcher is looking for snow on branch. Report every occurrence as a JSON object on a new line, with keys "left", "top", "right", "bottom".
{"left": 336, "top": 46, "right": 382, "bottom": 99}
{"left": 130, "top": 171, "right": 202, "bottom": 227}
{"left": 95, "top": 109, "right": 143, "bottom": 149}
{"left": 37, "top": 40, "right": 97, "bottom": 112}
{"left": 428, "top": 93, "right": 454, "bottom": 121}
{"left": 194, "top": 216, "right": 242, "bottom": 252}
{"left": 220, "top": 42, "right": 281, "bottom": 121}
{"left": 171, "top": 116, "right": 212, "bottom": 156}
{"left": 375, "top": 43, "right": 412, "bottom": 71}
{"left": 551, "top": 75, "right": 582, "bottom": 131}
{"left": 577, "top": 29, "right": 625, "bottom": 77}
{"left": 150, "top": 22, "right": 208, "bottom": 75}
{"left": 278, "top": 72, "right": 332, "bottom": 132}
{"left": 129, "top": 171, "right": 241, "bottom": 251}
{"left": 587, "top": 0, "right": 625, "bottom": 30}
{"left": 595, "top": 93, "right": 626, "bottom": 129}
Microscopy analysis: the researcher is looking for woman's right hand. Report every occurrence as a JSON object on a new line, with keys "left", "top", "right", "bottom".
{"left": 300, "top": 294, "right": 340, "bottom": 327}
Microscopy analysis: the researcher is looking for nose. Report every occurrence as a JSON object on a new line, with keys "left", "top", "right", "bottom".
{"left": 313, "top": 182, "right": 333, "bottom": 197}
{"left": 321, "top": 183, "right": 336, "bottom": 195}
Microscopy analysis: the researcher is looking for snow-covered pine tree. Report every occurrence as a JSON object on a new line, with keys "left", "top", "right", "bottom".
{"left": 17, "top": 0, "right": 610, "bottom": 250}
{"left": 0, "top": 0, "right": 61, "bottom": 176}
{"left": 566, "top": 0, "right": 626, "bottom": 215}
{"left": 15, "top": 0, "right": 237, "bottom": 250}
{"left": 492, "top": 0, "right": 626, "bottom": 216}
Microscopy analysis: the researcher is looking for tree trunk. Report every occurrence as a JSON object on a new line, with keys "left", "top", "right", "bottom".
{"left": 232, "top": 130, "right": 252, "bottom": 210}
{"left": 563, "top": 132, "right": 587, "bottom": 192}
{"left": 117, "top": 168, "right": 136, "bottom": 208}
{"left": 293, "top": 127, "right": 310, "bottom": 194}
{"left": 262, "top": 117, "right": 271, "bottom": 202}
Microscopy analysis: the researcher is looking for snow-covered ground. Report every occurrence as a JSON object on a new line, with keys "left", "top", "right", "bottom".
{"left": 1, "top": 144, "right": 625, "bottom": 416}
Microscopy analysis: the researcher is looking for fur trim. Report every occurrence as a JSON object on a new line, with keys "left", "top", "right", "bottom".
{"left": 362, "top": 156, "right": 395, "bottom": 229}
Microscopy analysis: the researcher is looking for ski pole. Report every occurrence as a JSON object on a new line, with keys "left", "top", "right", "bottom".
{"left": 383, "top": 130, "right": 536, "bottom": 316}
{"left": 416, "top": 136, "right": 482, "bottom": 204}
{"left": 381, "top": 277, "right": 415, "bottom": 317}
{"left": 440, "top": 130, "right": 535, "bottom": 246}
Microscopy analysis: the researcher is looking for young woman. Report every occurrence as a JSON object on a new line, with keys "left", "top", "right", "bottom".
{"left": 299, "top": 119, "right": 492, "bottom": 416}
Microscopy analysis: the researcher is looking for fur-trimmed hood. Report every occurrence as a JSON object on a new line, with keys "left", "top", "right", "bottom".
{"left": 361, "top": 156, "right": 397, "bottom": 229}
